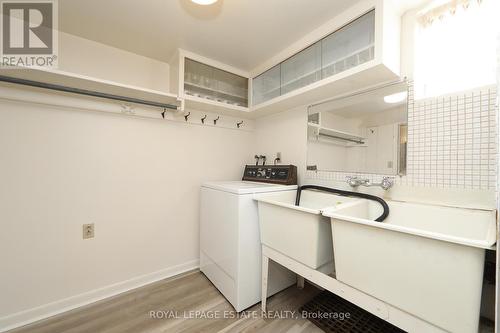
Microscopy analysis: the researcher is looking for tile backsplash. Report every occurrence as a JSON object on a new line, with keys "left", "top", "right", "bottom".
{"left": 307, "top": 83, "right": 498, "bottom": 190}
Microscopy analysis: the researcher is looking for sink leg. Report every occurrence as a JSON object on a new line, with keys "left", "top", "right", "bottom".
{"left": 261, "top": 255, "right": 269, "bottom": 313}
{"left": 297, "top": 275, "right": 305, "bottom": 289}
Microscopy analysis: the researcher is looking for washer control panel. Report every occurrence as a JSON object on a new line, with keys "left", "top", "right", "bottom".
{"left": 242, "top": 165, "right": 297, "bottom": 185}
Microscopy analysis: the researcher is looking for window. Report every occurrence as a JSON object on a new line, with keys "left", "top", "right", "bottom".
{"left": 414, "top": 0, "right": 499, "bottom": 99}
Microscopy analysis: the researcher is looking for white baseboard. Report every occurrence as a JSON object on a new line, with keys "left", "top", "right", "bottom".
{"left": 0, "top": 259, "right": 199, "bottom": 332}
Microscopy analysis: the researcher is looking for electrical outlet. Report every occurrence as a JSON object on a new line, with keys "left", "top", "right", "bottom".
{"left": 83, "top": 223, "right": 94, "bottom": 239}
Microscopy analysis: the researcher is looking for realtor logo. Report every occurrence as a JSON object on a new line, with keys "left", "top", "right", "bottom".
{"left": 1, "top": 0, "right": 58, "bottom": 67}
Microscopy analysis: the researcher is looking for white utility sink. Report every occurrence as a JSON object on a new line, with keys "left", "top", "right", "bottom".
{"left": 323, "top": 199, "right": 497, "bottom": 333}
{"left": 254, "top": 190, "right": 358, "bottom": 270}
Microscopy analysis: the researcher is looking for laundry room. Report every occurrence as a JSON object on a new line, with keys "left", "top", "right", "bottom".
{"left": 0, "top": 0, "right": 499, "bottom": 332}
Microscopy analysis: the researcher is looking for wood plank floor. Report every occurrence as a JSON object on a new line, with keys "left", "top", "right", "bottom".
{"left": 8, "top": 270, "right": 323, "bottom": 333}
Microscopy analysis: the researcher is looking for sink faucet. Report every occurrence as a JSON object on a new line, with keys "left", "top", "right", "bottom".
{"left": 346, "top": 176, "right": 394, "bottom": 190}
{"left": 346, "top": 176, "right": 369, "bottom": 187}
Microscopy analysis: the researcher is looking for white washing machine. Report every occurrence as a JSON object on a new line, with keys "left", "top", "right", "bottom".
{"left": 200, "top": 165, "right": 298, "bottom": 312}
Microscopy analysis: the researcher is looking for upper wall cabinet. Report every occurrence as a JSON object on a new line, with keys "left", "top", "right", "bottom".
{"left": 321, "top": 11, "right": 375, "bottom": 79}
{"left": 254, "top": 11, "right": 374, "bottom": 106}
{"left": 170, "top": 0, "right": 400, "bottom": 118}
{"left": 250, "top": 0, "right": 400, "bottom": 116}
{"left": 170, "top": 49, "right": 251, "bottom": 116}
{"left": 184, "top": 59, "right": 248, "bottom": 108}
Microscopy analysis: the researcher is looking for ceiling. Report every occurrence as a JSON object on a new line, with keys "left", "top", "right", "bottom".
{"left": 59, "top": 0, "right": 425, "bottom": 72}
{"left": 58, "top": 0, "right": 357, "bottom": 72}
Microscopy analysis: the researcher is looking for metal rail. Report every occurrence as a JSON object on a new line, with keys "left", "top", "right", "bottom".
{"left": 0, "top": 75, "right": 179, "bottom": 110}
{"left": 318, "top": 132, "right": 365, "bottom": 144}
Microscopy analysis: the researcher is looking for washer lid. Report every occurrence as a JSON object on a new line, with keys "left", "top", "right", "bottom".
{"left": 201, "top": 181, "right": 297, "bottom": 195}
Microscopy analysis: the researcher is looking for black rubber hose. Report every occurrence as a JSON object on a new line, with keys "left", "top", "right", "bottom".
{"left": 295, "top": 185, "right": 389, "bottom": 222}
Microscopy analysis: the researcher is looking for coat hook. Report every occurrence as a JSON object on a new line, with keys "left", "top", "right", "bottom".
{"left": 236, "top": 121, "right": 243, "bottom": 128}
{"left": 201, "top": 115, "right": 207, "bottom": 124}
{"left": 161, "top": 108, "right": 166, "bottom": 119}
{"left": 184, "top": 112, "right": 191, "bottom": 122}
{"left": 213, "top": 116, "right": 220, "bottom": 125}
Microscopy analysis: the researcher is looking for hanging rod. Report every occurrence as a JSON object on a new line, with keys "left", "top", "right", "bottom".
{"left": 0, "top": 75, "right": 179, "bottom": 110}
{"left": 318, "top": 132, "right": 365, "bottom": 144}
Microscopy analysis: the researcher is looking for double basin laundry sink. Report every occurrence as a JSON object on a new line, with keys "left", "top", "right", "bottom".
{"left": 254, "top": 187, "right": 497, "bottom": 333}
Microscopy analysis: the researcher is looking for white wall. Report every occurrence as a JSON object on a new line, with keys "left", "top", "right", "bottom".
{"left": 0, "top": 99, "right": 253, "bottom": 329}
{"left": 400, "top": 9, "right": 416, "bottom": 79}
{"left": 253, "top": 106, "right": 308, "bottom": 183}
{"left": 308, "top": 140, "right": 348, "bottom": 172}
{"left": 58, "top": 32, "right": 170, "bottom": 92}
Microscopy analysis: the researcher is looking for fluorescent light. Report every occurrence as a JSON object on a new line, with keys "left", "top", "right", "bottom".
{"left": 384, "top": 91, "right": 407, "bottom": 104}
{"left": 191, "top": 0, "right": 218, "bottom": 4}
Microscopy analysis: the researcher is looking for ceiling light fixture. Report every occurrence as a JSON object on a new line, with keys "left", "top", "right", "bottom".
{"left": 384, "top": 91, "right": 407, "bottom": 104}
{"left": 191, "top": 0, "right": 218, "bottom": 5}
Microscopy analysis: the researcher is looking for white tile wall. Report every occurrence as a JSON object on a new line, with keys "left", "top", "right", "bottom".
{"left": 307, "top": 82, "right": 498, "bottom": 190}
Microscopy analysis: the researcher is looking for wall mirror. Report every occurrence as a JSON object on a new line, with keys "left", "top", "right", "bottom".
{"left": 307, "top": 81, "right": 408, "bottom": 175}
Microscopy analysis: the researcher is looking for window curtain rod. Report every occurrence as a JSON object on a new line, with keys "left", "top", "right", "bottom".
{"left": 0, "top": 75, "right": 179, "bottom": 110}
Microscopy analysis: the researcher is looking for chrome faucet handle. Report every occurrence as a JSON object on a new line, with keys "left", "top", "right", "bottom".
{"left": 346, "top": 176, "right": 368, "bottom": 187}
{"left": 346, "top": 176, "right": 358, "bottom": 187}
{"left": 380, "top": 177, "right": 394, "bottom": 190}
{"left": 347, "top": 175, "right": 393, "bottom": 190}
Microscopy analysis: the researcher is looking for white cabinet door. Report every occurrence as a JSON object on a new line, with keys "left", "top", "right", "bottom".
{"left": 184, "top": 58, "right": 248, "bottom": 107}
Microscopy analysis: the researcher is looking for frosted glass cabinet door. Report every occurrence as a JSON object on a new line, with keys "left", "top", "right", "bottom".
{"left": 251, "top": 9, "right": 377, "bottom": 107}
{"left": 184, "top": 58, "right": 248, "bottom": 107}
{"left": 252, "top": 64, "right": 281, "bottom": 105}
{"left": 322, "top": 10, "right": 375, "bottom": 79}
{"left": 281, "top": 41, "right": 322, "bottom": 95}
